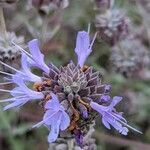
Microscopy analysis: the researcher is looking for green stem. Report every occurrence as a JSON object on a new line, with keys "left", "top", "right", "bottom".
{"left": 0, "top": 7, "right": 7, "bottom": 40}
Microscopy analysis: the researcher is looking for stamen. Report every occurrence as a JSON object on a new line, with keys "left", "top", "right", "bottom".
{"left": 0, "top": 89, "right": 22, "bottom": 94}
{"left": 0, "top": 82, "right": 13, "bottom": 85}
{"left": 89, "top": 32, "right": 98, "bottom": 49}
{"left": 32, "top": 121, "right": 44, "bottom": 128}
{"left": 11, "top": 41, "right": 34, "bottom": 60}
{"left": 0, "top": 70, "right": 14, "bottom": 76}
{"left": 0, "top": 98, "right": 16, "bottom": 102}
{"left": 0, "top": 60, "right": 25, "bottom": 75}
{"left": 32, "top": 111, "right": 58, "bottom": 128}
{"left": 0, "top": 96, "right": 25, "bottom": 102}
{"left": 108, "top": 112, "right": 142, "bottom": 134}
{"left": 87, "top": 23, "right": 91, "bottom": 34}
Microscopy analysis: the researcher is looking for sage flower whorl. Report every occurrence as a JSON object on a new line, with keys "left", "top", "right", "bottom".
{"left": 0, "top": 30, "right": 141, "bottom": 146}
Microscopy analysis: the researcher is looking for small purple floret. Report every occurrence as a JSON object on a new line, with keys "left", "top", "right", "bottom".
{"left": 33, "top": 93, "right": 70, "bottom": 143}
{"left": 90, "top": 96, "right": 129, "bottom": 135}
{"left": 100, "top": 95, "right": 111, "bottom": 102}
{"left": 75, "top": 31, "right": 97, "bottom": 67}
{"left": 28, "top": 39, "right": 49, "bottom": 73}
{"left": 0, "top": 77, "right": 44, "bottom": 110}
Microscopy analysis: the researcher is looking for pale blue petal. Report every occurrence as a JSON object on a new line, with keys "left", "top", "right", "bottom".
{"left": 75, "top": 31, "right": 90, "bottom": 54}
{"left": 74, "top": 31, "right": 92, "bottom": 67}
{"left": 60, "top": 111, "right": 70, "bottom": 130}
{"left": 0, "top": 97, "right": 16, "bottom": 103}
{"left": 3, "top": 99, "right": 28, "bottom": 110}
{"left": 44, "top": 93, "right": 60, "bottom": 110}
{"left": 120, "top": 127, "right": 129, "bottom": 135}
{"left": 90, "top": 101, "right": 107, "bottom": 114}
{"left": 43, "top": 110, "right": 56, "bottom": 120}
{"left": 47, "top": 114, "right": 61, "bottom": 143}
{"left": 106, "top": 114, "right": 123, "bottom": 132}
{"left": 102, "top": 117, "right": 111, "bottom": 129}
{"left": 43, "top": 111, "right": 59, "bottom": 126}
{"left": 11, "top": 87, "right": 24, "bottom": 97}
{"left": 112, "top": 112, "right": 127, "bottom": 123}
{"left": 21, "top": 53, "right": 42, "bottom": 82}
{"left": 11, "top": 77, "right": 44, "bottom": 100}
{"left": 28, "top": 39, "right": 49, "bottom": 73}
{"left": 109, "top": 96, "right": 122, "bottom": 110}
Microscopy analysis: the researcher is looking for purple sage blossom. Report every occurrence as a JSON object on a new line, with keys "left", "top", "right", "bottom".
{"left": 90, "top": 96, "right": 142, "bottom": 135}
{"left": 28, "top": 39, "right": 49, "bottom": 73}
{"left": 0, "top": 77, "right": 44, "bottom": 110}
{"left": 75, "top": 31, "right": 97, "bottom": 67}
{"left": 10, "top": 53, "right": 42, "bottom": 82}
{"left": 33, "top": 93, "right": 70, "bottom": 142}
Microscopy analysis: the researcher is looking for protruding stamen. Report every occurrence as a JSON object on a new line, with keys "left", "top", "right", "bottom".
{"left": 0, "top": 96, "right": 27, "bottom": 103}
{"left": 0, "top": 60, "right": 24, "bottom": 75}
{"left": 0, "top": 82, "right": 13, "bottom": 85}
{"left": 0, "top": 89, "right": 22, "bottom": 94}
{"left": 11, "top": 41, "right": 33, "bottom": 60}
{"left": 0, "top": 70, "right": 13, "bottom": 76}
{"left": 89, "top": 32, "right": 98, "bottom": 50}
{"left": 87, "top": 23, "right": 91, "bottom": 34}
{"left": 108, "top": 112, "right": 142, "bottom": 134}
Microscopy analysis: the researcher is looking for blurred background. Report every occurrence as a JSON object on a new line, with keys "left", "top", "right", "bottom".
{"left": 0, "top": 0, "right": 150, "bottom": 149}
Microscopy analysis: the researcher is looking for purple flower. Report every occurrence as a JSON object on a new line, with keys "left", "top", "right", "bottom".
{"left": 12, "top": 39, "right": 49, "bottom": 74}
{"left": 28, "top": 39, "right": 49, "bottom": 73}
{"left": 21, "top": 53, "right": 42, "bottom": 82}
{"left": 100, "top": 95, "right": 111, "bottom": 102}
{"left": 75, "top": 31, "right": 97, "bottom": 67}
{"left": 33, "top": 93, "right": 70, "bottom": 143}
{"left": 11, "top": 53, "right": 42, "bottom": 82}
{"left": 90, "top": 96, "right": 141, "bottom": 135}
{"left": 0, "top": 53, "right": 42, "bottom": 83}
{"left": 104, "top": 84, "right": 112, "bottom": 93}
{"left": 74, "top": 130, "right": 84, "bottom": 147}
{"left": 0, "top": 77, "right": 44, "bottom": 110}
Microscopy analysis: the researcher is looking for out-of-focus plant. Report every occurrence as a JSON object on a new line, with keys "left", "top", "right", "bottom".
{"left": 110, "top": 36, "right": 149, "bottom": 78}
{"left": 95, "top": 0, "right": 129, "bottom": 46}
{"left": 11, "top": 0, "right": 69, "bottom": 44}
